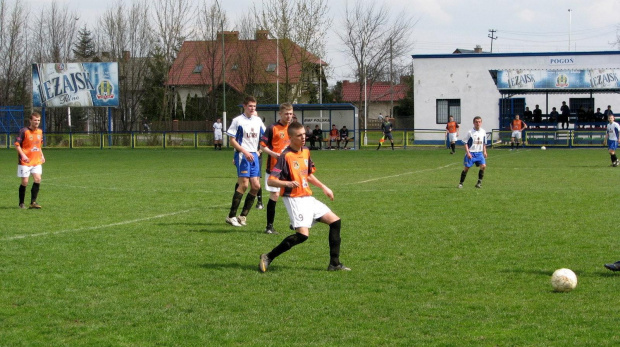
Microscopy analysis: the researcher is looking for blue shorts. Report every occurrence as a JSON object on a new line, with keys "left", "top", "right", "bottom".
{"left": 609, "top": 140, "right": 618, "bottom": 151}
{"left": 234, "top": 152, "right": 261, "bottom": 178}
{"left": 464, "top": 152, "right": 486, "bottom": 168}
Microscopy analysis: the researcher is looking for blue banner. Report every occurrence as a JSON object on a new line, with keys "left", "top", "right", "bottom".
{"left": 32, "top": 63, "right": 120, "bottom": 108}
{"left": 494, "top": 69, "right": 620, "bottom": 90}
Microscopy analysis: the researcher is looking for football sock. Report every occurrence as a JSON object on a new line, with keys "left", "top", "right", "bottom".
{"left": 511, "top": 142, "right": 514, "bottom": 149}
{"left": 612, "top": 154, "right": 617, "bottom": 163}
{"left": 377, "top": 143, "right": 381, "bottom": 150}
{"left": 229, "top": 191, "right": 243, "bottom": 218}
{"left": 267, "top": 199, "right": 277, "bottom": 225}
{"left": 234, "top": 182, "right": 239, "bottom": 192}
{"left": 459, "top": 170, "right": 467, "bottom": 184}
{"left": 328, "top": 219, "right": 342, "bottom": 266}
{"left": 391, "top": 142, "right": 394, "bottom": 150}
{"left": 18, "top": 184, "right": 26, "bottom": 204}
{"left": 257, "top": 187, "right": 262, "bottom": 203}
{"left": 451, "top": 143, "right": 455, "bottom": 152}
{"left": 240, "top": 193, "right": 256, "bottom": 217}
{"left": 31, "top": 183, "right": 40, "bottom": 203}
{"left": 478, "top": 170, "right": 485, "bottom": 180}
{"left": 267, "top": 232, "right": 308, "bottom": 260}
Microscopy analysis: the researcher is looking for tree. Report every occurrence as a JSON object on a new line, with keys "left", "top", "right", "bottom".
{"left": 0, "top": 0, "right": 30, "bottom": 107}
{"left": 140, "top": 47, "right": 168, "bottom": 122}
{"left": 338, "top": 1, "right": 416, "bottom": 121}
{"left": 255, "top": 0, "right": 329, "bottom": 102}
{"left": 72, "top": 26, "right": 96, "bottom": 60}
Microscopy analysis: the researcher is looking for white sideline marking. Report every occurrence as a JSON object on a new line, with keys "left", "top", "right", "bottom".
{"left": 2, "top": 209, "right": 193, "bottom": 241}
{"left": 355, "top": 163, "right": 458, "bottom": 184}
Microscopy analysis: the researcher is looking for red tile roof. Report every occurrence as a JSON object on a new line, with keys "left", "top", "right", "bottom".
{"left": 167, "top": 32, "right": 325, "bottom": 93}
{"left": 340, "top": 80, "right": 408, "bottom": 102}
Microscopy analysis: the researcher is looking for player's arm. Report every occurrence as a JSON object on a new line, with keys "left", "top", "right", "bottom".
{"left": 522, "top": 121, "right": 528, "bottom": 129}
{"left": 260, "top": 144, "right": 279, "bottom": 158}
{"left": 229, "top": 137, "right": 253, "bottom": 161}
{"left": 307, "top": 174, "right": 333, "bottom": 201}
{"left": 14, "top": 143, "right": 29, "bottom": 163}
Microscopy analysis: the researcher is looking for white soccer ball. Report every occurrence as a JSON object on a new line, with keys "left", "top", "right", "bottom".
{"left": 551, "top": 268, "right": 577, "bottom": 292}
{"left": 541, "top": 146, "right": 546, "bottom": 150}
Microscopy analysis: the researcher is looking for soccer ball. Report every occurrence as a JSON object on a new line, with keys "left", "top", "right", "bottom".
{"left": 541, "top": 146, "right": 546, "bottom": 150}
{"left": 551, "top": 268, "right": 577, "bottom": 292}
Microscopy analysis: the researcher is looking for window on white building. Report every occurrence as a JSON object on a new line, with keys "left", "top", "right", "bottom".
{"left": 436, "top": 99, "right": 461, "bottom": 124}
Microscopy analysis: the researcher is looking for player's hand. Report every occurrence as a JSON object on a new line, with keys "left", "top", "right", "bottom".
{"left": 287, "top": 181, "right": 299, "bottom": 189}
{"left": 466, "top": 153, "right": 472, "bottom": 159}
{"left": 41, "top": 157, "right": 45, "bottom": 164}
{"left": 483, "top": 152, "right": 488, "bottom": 158}
{"left": 21, "top": 155, "right": 29, "bottom": 163}
{"left": 244, "top": 151, "right": 254, "bottom": 161}
{"left": 322, "top": 186, "right": 334, "bottom": 201}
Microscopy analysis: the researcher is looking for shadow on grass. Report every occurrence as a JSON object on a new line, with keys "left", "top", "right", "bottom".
{"left": 197, "top": 262, "right": 322, "bottom": 272}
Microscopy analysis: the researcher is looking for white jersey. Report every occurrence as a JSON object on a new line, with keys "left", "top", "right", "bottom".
{"left": 462, "top": 127, "right": 487, "bottom": 153}
{"left": 607, "top": 121, "right": 620, "bottom": 141}
{"left": 213, "top": 122, "right": 222, "bottom": 134}
{"left": 226, "top": 114, "right": 265, "bottom": 152}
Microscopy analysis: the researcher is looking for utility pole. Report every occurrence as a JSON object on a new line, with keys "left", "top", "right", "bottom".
{"left": 488, "top": 29, "right": 497, "bottom": 53}
{"left": 568, "top": 9, "right": 572, "bottom": 51}
{"left": 389, "top": 38, "right": 393, "bottom": 117}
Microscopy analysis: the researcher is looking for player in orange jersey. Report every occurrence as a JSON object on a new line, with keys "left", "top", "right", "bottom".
{"left": 258, "top": 121, "right": 350, "bottom": 272}
{"left": 510, "top": 114, "right": 528, "bottom": 150}
{"left": 15, "top": 112, "right": 46, "bottom": 209}
{"left": 445, "top": 115, "right": 459, "bottom": 154}
{"left": 259, "top": 102, "right": 294, "bottom": 234}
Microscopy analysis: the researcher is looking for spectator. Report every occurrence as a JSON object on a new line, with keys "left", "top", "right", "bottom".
{"left": 523, "top": 107, "right": 533, "bottom": 122}
{"left": 604, "top": 105, "right": 614, "bottom": 118}
{"left": 339, "top": 125, "right": 350, "bottom": 150}
{"left": 533, "top": 105, "right": 542, "bottom": 128}
{"left": 328, "top": 124, "right": 339, "bottom": 149}
{"left": 595, "top": 107, "right": 604, "bottom": 122}
{"left": 311, "top": 125, "right": 323, "bottom": 150}
{"left": 549, "top": 107, "right": 559, "bottom": 124}
{"left": 560, "top": 101, "right": 571, "bottom": 129}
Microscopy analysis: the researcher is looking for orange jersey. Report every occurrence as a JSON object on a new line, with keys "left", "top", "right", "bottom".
{"left": 260, "top": 121, "right": 290, "bottom": 173}
{"left": 446, "top": 121, "right": 459, "bottom": 133}
{"left": 269, "top": 146, "right": 316, "bottom": 198}
{"left": 511, "top": 119, "right": 525, "bottom": 131}
{"left": 15, "top": 127, "right": 44, "bottom": 166}
{"left": 330, "top": 128, "right": 338, "bottom": 137}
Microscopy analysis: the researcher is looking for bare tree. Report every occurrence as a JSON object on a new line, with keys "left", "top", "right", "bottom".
{"left": 338, "top": 0, "right": 416, "bottom": 118}
{"left": 97, "top": 0, "right": 153, "bottom": 131}
{"left": 255, "top": 0, "right": 329, "bottom": 102}
{"left": 32, "top": 0, "right": 78, "bottom": 62}
{"left": 0, "top": 0, "right": 29, "bottom": 106}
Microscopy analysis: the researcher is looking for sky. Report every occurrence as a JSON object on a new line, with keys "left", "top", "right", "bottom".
{"left": 35, "top": 0, "right": 620, "bottom": 85}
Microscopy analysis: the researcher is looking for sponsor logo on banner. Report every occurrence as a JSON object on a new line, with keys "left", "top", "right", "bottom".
{"left": 588, "top": 69, "right": 619, "bottom": 89}
{"left": 549, "top": 57, "right": 575, "bottom": 65}
{"left": 555, "top": 74, "right": 569, "bottom": 88}
{"left": 506, "top": 70, "right": 535, "bottom": 89}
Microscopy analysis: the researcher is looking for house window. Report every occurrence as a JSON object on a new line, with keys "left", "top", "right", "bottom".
{"left": 266, "top": 63, "right": 276, "bottom": 72}
{"left": 193, "top": 65, "right": 203, "bottom": 73}
{"left": 436, "top": 99, "right": 461, "bottom": 124}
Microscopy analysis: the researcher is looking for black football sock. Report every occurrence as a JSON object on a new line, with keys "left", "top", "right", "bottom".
{"left": 229, "top": 191, "right": 243, "bottom": 218}
{"left": 31, "top": 183, "right": 40, "bottom": 203}
{"left": 240, "top": 194, "right": 256, "bottom": 217}
{"left": 451, "top": 143, "right": 455, "bottom": 152}
{"left": 267, "top": 232, "right": 308, "bottom": 260}
{"left": 328, "top": 219, "right": 342, "bottom": 266}
{"left": 266, "top": 199, "right": 277, "bottom": 226}
{"left": 391, "top": 142, "right": 394, "bottom": 150}
{"left": 612, "top": 154, "right": 618, "bottom": 163}
{"left": 19, "top": 184, "right": 26, "bottom": 205}
{"left": 460, "top": 170, "right": 467, "bottom": 184}
{"left": 377, "top": 143, "right": 381, "bottom": 150}
{"left": 511, "top": 142, "right": 514, "bottom": 149}
{"left": 478, "top": 170, "right": 485, "bottom": 181}
{"left": 257, "top": 187, "right": 263, "bottom": 204}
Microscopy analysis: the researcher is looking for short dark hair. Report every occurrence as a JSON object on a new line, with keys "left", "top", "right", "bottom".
{"left": 288, "top": 121, "right": 304, "bottom": 136}
{"left": 243, "top": 96, "right": 257, "bottom": 105}
{"left": 30, "top": 112, "right": 42, "bottom": 120}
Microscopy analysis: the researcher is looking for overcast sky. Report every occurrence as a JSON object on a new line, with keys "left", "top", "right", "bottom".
{"left": 36, "top": 0, "right": 620, "bottom": 84}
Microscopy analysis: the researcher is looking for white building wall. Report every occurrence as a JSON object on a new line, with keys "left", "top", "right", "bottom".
{"left": 413, "top": 52, "right": 620, "bottom": 131}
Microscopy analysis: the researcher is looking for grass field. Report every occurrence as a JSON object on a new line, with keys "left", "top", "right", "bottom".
{"left": 1, "top": 147, "right": 620, "bottom": 346}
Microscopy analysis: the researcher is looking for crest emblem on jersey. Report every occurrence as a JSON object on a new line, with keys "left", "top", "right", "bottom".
{"left": 293, "top": 161, "right": 300, "bottom": 170}
{"left": 279, "top": 131, "right": 285, "bottom": 139}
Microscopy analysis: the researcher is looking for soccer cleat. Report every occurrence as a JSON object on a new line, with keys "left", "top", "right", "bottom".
{"left": 614, "top": 160, "right": 619, "bottom": 167}
{"left": 259, "top": 254, "right": 271, "bottom": 273}
{"left": 237, "top": 216, "right": 247, "bottom": 226}
{"left": 604, "top": 261, "right": 620, "bottom": 271}
{"left": 327, "top": 263, "right": 351, "bottom": 271}
{"left": 256, "top": 202, "right": 264, "bottom": 210}
{"left": 475, "top": 181, "right": 482, "bottom": 188}
{"left": 458, "top": 184, "right": 463, "bottom": 189}
{"left": 18, "top": 203, "right": 26, "bottom": 209}
{"left": 264, "top": 224, "right": 278, "bottom": 234}
{"left": 29, "top": 202, "right": 42, "bottom": 209}
{"left": 226, "top": 216, "right": 242, "bottom": 227}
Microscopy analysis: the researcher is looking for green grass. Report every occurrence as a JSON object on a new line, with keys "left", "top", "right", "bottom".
{"left": 1, "top": 147, "right": 620, "bottom": 346}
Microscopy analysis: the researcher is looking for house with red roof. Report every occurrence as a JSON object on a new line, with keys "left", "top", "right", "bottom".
{"left": 166, "top": 30, "right": 326, "bottom": 115}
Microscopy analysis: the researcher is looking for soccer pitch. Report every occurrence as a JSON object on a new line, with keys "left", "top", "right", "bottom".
{"left": 1, "top": 147, "right": 620, "bottom": 345}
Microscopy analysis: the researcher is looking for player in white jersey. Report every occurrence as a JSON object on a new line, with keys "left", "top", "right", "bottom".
{"left": 458, "top": 116, "right": 487, "bottom": 189}
{"left": 213, "top": 118, "right": 223, "bottom": 150}
{"left": 225, "top": 96, "right": 266, "bottom": 227}
{"left": 605, "top": 114, "right": 620, "bottom": 167}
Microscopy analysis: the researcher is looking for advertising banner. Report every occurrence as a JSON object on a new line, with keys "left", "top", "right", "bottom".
{"left": 494, "top": 69, "right": 620, "bottom": 90}
{"left": 32, "top": 62, "right": 119, "bottom": 107}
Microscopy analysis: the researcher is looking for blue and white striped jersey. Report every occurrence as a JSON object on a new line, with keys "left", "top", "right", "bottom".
{"left": 607, "top": 121, "right": 620, "bottom": 141}
{"left": 462, "top": 127, "right": 487, "bottom": 153}
{"left": 226, "top": 114, "right": 265, "bottom": 152}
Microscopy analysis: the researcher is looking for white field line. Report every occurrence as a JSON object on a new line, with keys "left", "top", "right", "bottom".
{"left": 2, "top": 209, "right": 193, "bottom": 241}
{"left": 353, "top": 150, "right": 519, "bottom": 184}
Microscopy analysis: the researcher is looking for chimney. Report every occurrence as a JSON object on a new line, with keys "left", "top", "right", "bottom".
{"left": 217, "top": 31, "right": 239, "bottom": 42}
{"left": 255, "top": 30, "right": 270, "bottom": 40}
{"left": 474, "top": 45, "right": 482, "bottom": 53}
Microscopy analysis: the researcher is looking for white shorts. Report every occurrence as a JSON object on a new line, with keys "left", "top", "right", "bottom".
{"left": 214, "top": 131, "right": 223, "bottom": 141}
{"left": 511, "top": 131, "right": 522, "bottom": 139}
{"left": 448, "top": 133, "right": 458, "bottom": 143}
{"left": 264, "top": 174, "right": 280, "bottom": 193}
{"left": 17, "top": 165, "right": 42, "bottom": 178}
{"left": 282, "top": 196, "right": 331, "bottom": 229}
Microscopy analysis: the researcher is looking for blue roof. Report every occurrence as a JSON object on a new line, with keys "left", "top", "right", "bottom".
{"left": 412, "top": 50, "right": 620, "bottom": 59}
